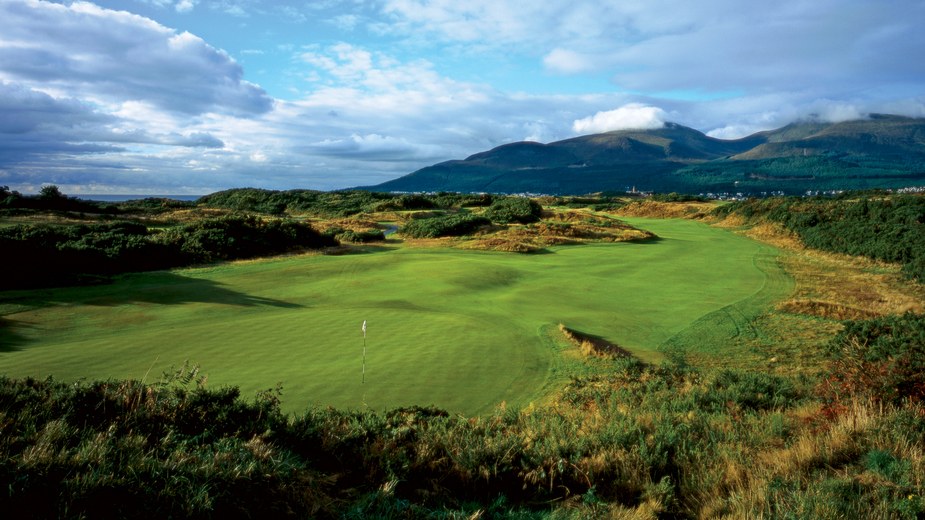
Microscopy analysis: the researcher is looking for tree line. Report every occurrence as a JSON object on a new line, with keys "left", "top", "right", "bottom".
{"left": 0, "top": 215, "right": 336, "bottom": 290}
{"left": 198, "top": 188, "right": 496, "bottom": 217}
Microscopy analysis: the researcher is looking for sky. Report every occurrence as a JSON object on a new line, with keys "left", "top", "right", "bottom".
{"left": 1, "top": 0, "right": 924, "bottom": 195}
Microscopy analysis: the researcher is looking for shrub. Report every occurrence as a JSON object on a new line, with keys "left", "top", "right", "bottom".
{"left": 398, "top": 213, "right": 490, "bottom": 238}
{"left": 337, "top": 229, "right": 385, "bottom": 243}
{"left": 819, "top": 313, "right": 925, "bottom": 411}
{"left": 484, "top": 197, "right": 543, "bottom": 224}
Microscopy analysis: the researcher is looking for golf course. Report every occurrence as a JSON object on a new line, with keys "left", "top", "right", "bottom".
{"left": 0, "top": 217, "right": 791, "bottom": 415}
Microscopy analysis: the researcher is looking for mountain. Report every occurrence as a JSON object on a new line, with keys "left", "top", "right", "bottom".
{"left": 371, "top": 115, "right": 925, "bottom": 195}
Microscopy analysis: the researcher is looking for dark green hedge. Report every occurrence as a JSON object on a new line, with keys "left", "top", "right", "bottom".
{"left": 483, "top": 197, "right": 543, "bottom": 224}
{"left": 398, "top": 213, "right": 490, "bottom": 238}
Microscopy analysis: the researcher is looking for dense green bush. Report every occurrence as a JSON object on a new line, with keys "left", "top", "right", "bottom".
{"left": 368, "top": 194, "right": 436, "bottom": 212}
{"left": 0, "top": 185, "right": 114, "bottom": 214}
{"left": 820, "top": 313, "right": 925, "bottom": 410}
{"left": 159, "top": 215, "right": 335, "bottom": 263}
{"left": 198, "top": 188, "right": 395, "bottom": 217}
{"left": 398, "top": 213, "right": 490, "bottom": 238}
{"left": 483, "top": 197, "right": 543, "bottom": 224}
{"left": 334, "top": 229, "right": 386, "bottom": 243}
{"left": 650, "top": 192, "right": 708, "bottom": 202}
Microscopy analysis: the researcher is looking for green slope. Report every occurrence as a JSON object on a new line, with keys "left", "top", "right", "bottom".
{"left": 1, "top": 219, "right": 790, "bottom": 415}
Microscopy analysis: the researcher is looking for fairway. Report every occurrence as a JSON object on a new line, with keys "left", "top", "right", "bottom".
{"left": 0, "top": 218, "right": 791, "bottom": 414}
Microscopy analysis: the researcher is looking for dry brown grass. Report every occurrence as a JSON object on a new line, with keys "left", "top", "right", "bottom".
{"left": 460, "top": 209, "right": 655, "bottom": 252}
{"left": 612, "top": 200, "right": 718, "bottom": 219}
{"left": 775, "top": 246, "right": 925, "bottom": 320}
{"left": 157, "top": 207, "right": 231, "bottom": 222}
{"left": 708, "top": 214, "right": 925, "bottom": 320}
{"left": 458, "top": 237, "right": 542, "bottom": 253}
{"left": 713, "top": 400, "right": 889, "bottom": 518}
{"left": 311, "top": 217, "right": 382, "bottom": 234}
{"left": 559, "top": 324, "right": 633, "bottom": 359}
{"left": 0, "top": 212, "right": 97, "bottom": 227}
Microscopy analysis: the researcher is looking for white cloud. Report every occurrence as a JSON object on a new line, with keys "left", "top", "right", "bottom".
{"left": 543, "top": 49, "right": 597, "bottom": 75}
{"left": 2, "top": 0, "right": 924, "bottom": 194}
{"left": 813, "top": 103, "right": 866, "bottom": 124}
{"left": 175, "top": 0, "right": 197, "bottom": 13}
{"left": 298, "top": 43, "right": 491, "bottom": 116}
{"left": 330, "top": 14, "right": 361, "bottom": 31}
{"left": 304, "top": 134, "right": 446, "bottom": 162}
{"left": 382, "top": 0, "right": 925, "bottom": 98}
{"left": 0, "top": 0, "right": 272, "bottom": 116}
{"left": 572, "top": 104, "right": 667, "bottom": 134}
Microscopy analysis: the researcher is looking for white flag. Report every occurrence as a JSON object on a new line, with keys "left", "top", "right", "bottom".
{"left": 361, "top": 320, "right": 367, "bottom": 337}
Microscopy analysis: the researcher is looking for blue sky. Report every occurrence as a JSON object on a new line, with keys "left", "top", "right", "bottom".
{"left": 1, "top": 0, "right": 924, "bottom": 194}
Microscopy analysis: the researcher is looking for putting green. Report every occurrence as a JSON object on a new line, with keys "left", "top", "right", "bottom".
{"left": 0, "top": 217, "right": 791, "bottom": 414}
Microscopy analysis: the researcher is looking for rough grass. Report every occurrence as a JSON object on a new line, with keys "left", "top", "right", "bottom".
{"left": 614, "top": 200, "right": 717, "bottom": 219}
{"left": 460, "top": 210, "right": 656, "bottom": 252}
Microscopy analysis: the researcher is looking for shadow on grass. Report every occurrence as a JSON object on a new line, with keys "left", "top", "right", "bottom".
{"left": 559, "top": 325, "right": 634, "bottom": 358}
{"left": 0, "top": 317, "right": 29, "bottom": 353}
{"left": 624, "top": 235, "right": 663, "bottom": 245}
{"left": 86, "top": 271, "right": 304, "bottom": 309}
{"left": 0, "top": 271, "right": 303, "bottom": 350}
{"left": 330, "top": 244, "right": 399, "bottom": 255}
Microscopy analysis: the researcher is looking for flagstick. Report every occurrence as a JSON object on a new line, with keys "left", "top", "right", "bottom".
{"left": 361, "top": 320, "right": 367, "bottom": 384}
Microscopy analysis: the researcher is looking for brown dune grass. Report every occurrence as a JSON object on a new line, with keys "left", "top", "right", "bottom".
{"left": 461, "top": 209, "right": 655, "bottom": 252}
{"left": 559, "top": 324, "right": 633, "bottom": 359}
{"left": 613, "top": 200, "right": 717, "bottom": 219}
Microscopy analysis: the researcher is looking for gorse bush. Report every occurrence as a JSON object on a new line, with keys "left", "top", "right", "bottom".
{"left": 820, "top": 312, "right": 925, "bottom": 411}
{"left": 483, "top": 197, "right": 543, "bottom": 224}
{"left": 398, "top": 213, "right": 490, "bottom": 238}
{"left": 713, "top": 194, "right": 925, "bottom": 281}
{"left": 1, "top": 353, "right": 923, "bottom": 518}
{"left": 161, "top": 215, "right": 336, "bottom": 262}
{"left": 0, "top": 185, "right": 111, "bottom": 214}
{"left": 394, "top": 195, "right": 545, "bottom": 238}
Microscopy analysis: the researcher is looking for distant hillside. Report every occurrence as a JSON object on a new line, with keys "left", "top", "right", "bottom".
{"left": 371, "top": 115, "right": 925, "bottom": 195}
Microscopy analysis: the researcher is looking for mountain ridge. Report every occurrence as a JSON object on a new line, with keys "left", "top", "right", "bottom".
{"left": 370, "top": 115, "right": 925, "bottom": 195}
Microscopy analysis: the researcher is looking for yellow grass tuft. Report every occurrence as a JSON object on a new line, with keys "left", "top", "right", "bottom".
{"left": 777, "top": 299, "right": 882, "bottom": 321}
{"left": 558, "top": 324, "right": 632, "bottom": 359}
{"left": 612, "top": 200, "right": 716, "bottom": 219}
